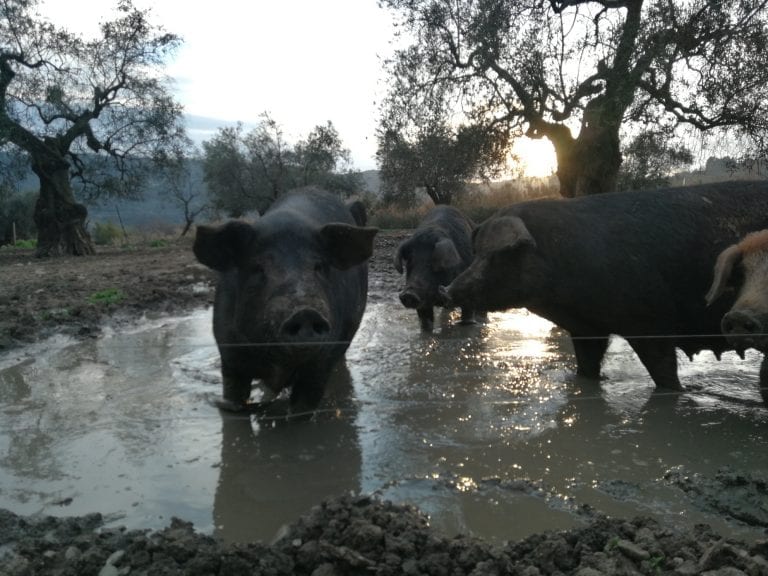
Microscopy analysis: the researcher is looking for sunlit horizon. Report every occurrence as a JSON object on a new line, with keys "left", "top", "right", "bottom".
{"left": 512, "top": 137, "right": 558, "bottom": 179}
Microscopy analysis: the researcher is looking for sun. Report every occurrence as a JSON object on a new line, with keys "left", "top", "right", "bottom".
{"left": 511, "top": 137, "right": 558, "bottom": 178}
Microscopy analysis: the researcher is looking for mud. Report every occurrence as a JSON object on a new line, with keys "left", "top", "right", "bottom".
{"left": 2, "top": 494, "right": 768, "bottom": 576}
{"left": 1, "top": 231, "right": 768, "bottom": 575}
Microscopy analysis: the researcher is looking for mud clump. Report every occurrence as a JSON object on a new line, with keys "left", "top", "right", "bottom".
{"left": 665, "top": 466, "right": 768, "bottom": 529}
{"left": 1, "top": 494, "right": 767, "bottom": 575}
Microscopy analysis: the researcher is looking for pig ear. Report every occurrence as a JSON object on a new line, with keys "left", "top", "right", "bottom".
{"left": 479, "top": 216, "right": 536, "bottom": 256}
{"left": 705, "top": 243, "right": 742, "bottom": 306}
{"left": 193, "top": 221, "right": 256, "bottom": 271}
{"left": 346, "top": 199, "right": 368, "bottom": 227}
{"left": 321, "top": 223, "right": 379, "bottom": 270}
{"left": 394, "top": 238, "right": 411, "bottom": 274}
{"left": 432, "top": 238, "right": 461, "bottom": 271}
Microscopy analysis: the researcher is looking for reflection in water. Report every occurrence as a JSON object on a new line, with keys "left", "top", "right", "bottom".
{"left": 0, "top": 304, "right": 766, "bottom": 543}
{"left": 213, "top": 363, "right": 361, "bottom": 543}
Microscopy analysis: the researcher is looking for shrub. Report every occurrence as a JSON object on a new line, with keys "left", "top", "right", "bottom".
{"left": 369, "top": 178, "right": 560, "bottom": 229}
{"left": 0, "top": 189, "right": 36, "bottom": 245}
{"left": 91, "top": 221, "right": 124, "bottom": 246}
{"left": 12, "top": 238, "right": 36, "bottom": 249}
{"left": 369, "top": 203, "right": 431, "bottom": 229}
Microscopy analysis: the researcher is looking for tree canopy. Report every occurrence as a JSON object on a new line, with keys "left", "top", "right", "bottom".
{"left": 376, "top": 119, "right": 508, "bottom": 206}
{"left": 379, "top": 0, "right": 768, "bottom": 197}
{"left": 202, "top": 115, "right": 362, "bottom": 217}
{"left": 616, "top": 129, "right": 694, "bottom": 191}
{"left": 0, "top": 0, "right": 185, "bottom": 256}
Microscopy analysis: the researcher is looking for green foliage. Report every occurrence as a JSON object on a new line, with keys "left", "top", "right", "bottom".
{"left": 0, "top": 237, "right": 36, "bottom": 250}
{"left": 88, "top": 288, "right": 125, "bottom": 306}
{"left": 202, "top": 123, "right": 266, "bottom": 217}
{"left": 91, "top": 221, "right": 123, "bottom": 246}
{"left": 12, "top": 238, "right": 36, "bottom": 249}
{"left": 617, "top": 131, "right": 694, "bottom": 191}
{"left": 202, "top": 115, "right": 363, "bottom": 216}
{"left": 0, "top": 187, "right": 36, "bottom": 245}
{"left": 149, "top": 239, "right": 168, "bottom": 248}
{"left": 377, "top": 116, "right": 508, "bottom": 207}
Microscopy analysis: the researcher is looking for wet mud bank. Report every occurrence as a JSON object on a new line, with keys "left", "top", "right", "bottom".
{"left": 2, "top": 494, "right": 768, "bottom": 576}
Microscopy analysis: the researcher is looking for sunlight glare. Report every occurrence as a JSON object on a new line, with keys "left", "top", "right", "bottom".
{"left": 512, "top": 137, "right": 558, "bottom": 178}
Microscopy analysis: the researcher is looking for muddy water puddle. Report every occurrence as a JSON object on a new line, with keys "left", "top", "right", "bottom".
{"left": 0, "top": 303, "right": 767, "bottom": 544}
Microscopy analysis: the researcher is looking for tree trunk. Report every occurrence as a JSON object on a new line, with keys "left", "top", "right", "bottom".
{"left": 546, "top": 101, "right": 623, "bottom": 198}
{"left": 32, "top": 156, "right": 94, "bottom": 257}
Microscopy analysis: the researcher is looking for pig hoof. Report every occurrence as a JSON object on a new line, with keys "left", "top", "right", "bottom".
{"left": 214, "top": 397, "right": 252, "bottom": 413}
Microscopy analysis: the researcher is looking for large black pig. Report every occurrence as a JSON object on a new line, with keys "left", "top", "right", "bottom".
{"left": 444, "top": 181, "right": 768, "bottom": 392}
{"left": 193, "top": 187, "right": 378, "bottom": 412}
{"left": 395, "top": 205, "right": 477, "bottom": 331}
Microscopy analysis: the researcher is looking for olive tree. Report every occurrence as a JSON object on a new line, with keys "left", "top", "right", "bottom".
{"left": 617, "top": 130, "right": 694, "bottom": 191}
{"left": 0, "top": 0, "right": 185, "bottom": 256}
{"left": 380, "top": 0, "right": 768, "bottom": 197}
{"left": 201, "top": 121, "right": 276, "bottom": 217}
{"left": 376, "top": 117, "right": 508, "bottom": 206}
{"left": 202, "top": 116, "right": 362, "bottom": 216}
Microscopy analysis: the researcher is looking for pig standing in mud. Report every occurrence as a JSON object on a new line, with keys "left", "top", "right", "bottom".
{"left": 706, "top": 229, "right": 768, "bottom": 404}
{"left": 443, "top": 181, "right": 768, "bottom": 397}
{"left": 395, "top": 205, "right": 478, "bottom": 331}
{"left": 193, "top": 187, "right": 378, "bottom": 412}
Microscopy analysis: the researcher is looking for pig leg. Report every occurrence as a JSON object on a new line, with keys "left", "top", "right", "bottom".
{"left": 626, "top": 338, "right": 682, "bottom": 390}
{"left": 219, "top": 368, "right": 253, "bottom": 412}
{"left": 459, "top": 307, "right": 482, "bottom": 325}
{"left": 571, "top": 335, "right": 609, "bottom": 379}
{"left": 289, "top": 364, "right": 334, "bottom": 414}
{"left": 418, "top": 307, "right": 435, "bottom": 332}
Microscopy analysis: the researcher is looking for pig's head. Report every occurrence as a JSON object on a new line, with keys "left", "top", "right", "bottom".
{"left": 706, "top": 229, "right": 768, "bottom": 353}
{"left": 194, "top": 218, "right": 377, "bottom": 351}
{"left": 394, "top": 229, "right": 462, "bottom": 311}
{"left": 445, "top": 215, "right": 538, "bottom": 312}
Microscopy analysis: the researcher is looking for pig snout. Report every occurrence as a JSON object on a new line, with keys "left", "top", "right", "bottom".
{"left": 721, "top": 308, "right": 768, "bottom": 352}
{"left": 399, "top": 289, "right": 422, "bottom": 309}
{"left": 279, "top": 308, "right": 331, "bottom": 341}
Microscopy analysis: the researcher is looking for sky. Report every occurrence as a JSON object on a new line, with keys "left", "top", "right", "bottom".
{"left": 37, "top": 0, "right": 557, "bottom": 176}
{"left": 36, "top": 0, "right": 397, "bottom": 171}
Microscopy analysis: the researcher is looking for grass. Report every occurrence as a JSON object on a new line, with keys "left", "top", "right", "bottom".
{"left": 0, "top": 238, "right": 37, "bottom": 250}
{"left": 88, "top": 288, "right": 125, "bottom": 306}
{"left": 40, "top": 308, "right": 71, "bottom": 321}
{"left": 368, "top": 179, "right": 560, "bottom": 228}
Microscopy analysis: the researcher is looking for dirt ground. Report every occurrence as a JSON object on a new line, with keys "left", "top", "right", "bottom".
{"left": 0, "top": 231, "right": 767, "bottom": 575}
{"left": 0, "top": 232, "right": 406, "bottom": 351}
